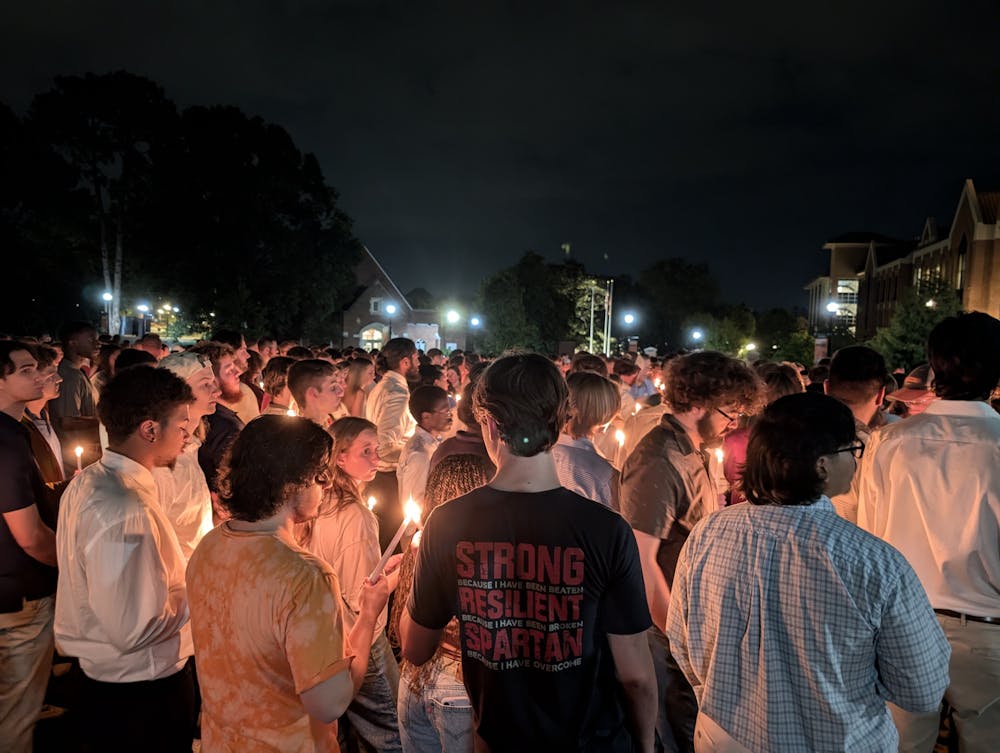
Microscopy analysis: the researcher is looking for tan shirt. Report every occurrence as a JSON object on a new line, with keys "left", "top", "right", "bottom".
{"left": 187, "top": 524, "right": 351, "bottom": 753}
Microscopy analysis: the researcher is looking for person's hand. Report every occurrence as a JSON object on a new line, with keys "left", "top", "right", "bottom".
{"left": 383, "top": 553, "right": 404, "bottom": 576}
{"left": 359, "top": 575, "right": 390, "bottom": 619}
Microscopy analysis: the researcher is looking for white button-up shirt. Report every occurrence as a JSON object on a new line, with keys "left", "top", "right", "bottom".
{"left": 397, "top": 426, "right": 441, "bottom": 506}
{"left": 153, "top": 438, "right": 214, "bottom": 564}
{"left": 55, "top": 450, "right": 193, "bottom": 682}
{"left": 366, "top": 370, "right": 416, "bottom": 472}
{"left": 858, "top": 399, "right": 1000, "bottom": 617}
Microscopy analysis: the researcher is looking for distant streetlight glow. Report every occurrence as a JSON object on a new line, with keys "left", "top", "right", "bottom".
{"left": 172, "top": 306, "right": 179, "bottom": 313}
{"left": 446, "top": 310, "right": 460, "bottom": 324}
{"left": 470, "top": 316, "right": 481, "bottom": 327}
{"left": 826, "top": 301, "right": 839, "bottom": 313}
{"left": 623, "top": 313, "right": 635, "bottom": 325}
{"left": 691, "top": 329, "right": 704, "bottom": 341}
{"left": 925, "top": 299, "right": 936, "bottom": 308}
{"left": 745, "top": 343, "right": 757, "bottom": 351}
{"left": 137, "top": 304, "right": 149, "bottom": 313}
{"left": 102, "top": 292, "right": 113, "bottom": 302}
{"left": 385, "top": 303, "right": 397, "bottom": 315}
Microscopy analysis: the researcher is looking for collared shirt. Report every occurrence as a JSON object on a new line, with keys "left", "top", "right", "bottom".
{"left": 49, "top": 359, "right": 97, "bottom": 422}
{"left": 667, "top": 497, "right": 950, "bottom": 753}
{"left": 153, "top": 439, "right": 213, "bottom": 564}
{"left": 858, "top": 399, "right": 1000, "bottom": 617}
{"left": 551, "top": 433, "right": 619, "bottom": 510}
{"left": 619, "top": 413, "right": 718, "bottom": 588}
{"left": 23, "top": 408, "right": 65, "bottom": 481}
{"left": 55, "top": 450, "right": 193, "bottom": 682}
{"left": 366, "top": 370, "right": 416, "bottom": 471}
{"left": 397, "top": 426, "right": 441, "bottom": 506}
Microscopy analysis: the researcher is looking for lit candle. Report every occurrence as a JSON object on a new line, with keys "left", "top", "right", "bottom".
{"left": 654, "top": 378, "right": 663, "bottom": 390}
{"left": 633, "top": 403, "right": 641, "bottom": 415}
{"left": 410, "top": 530, "right": 423, "bottom": 549}
{"left": 714, "top": 448, "right": 724, "bottom": 464}
{"left": 74, "top": 445, "right": 83, "bottom": 473}
{"left": 370, "top": 498, "right": 421, "bottom": 580}
{"left": 367, "top": 496, "right": 377, "bottom": 511}
{"left": 286, "top": 408, "right": 296, "bottom": 417}
{"left": 615, "top": 429, "right": 626, "bottom": 449}
{"left": 455, "top": 393, "right": 462, "bottom": 403}
{"left": 258, "top": 379, "right": 264, "bottom": 390}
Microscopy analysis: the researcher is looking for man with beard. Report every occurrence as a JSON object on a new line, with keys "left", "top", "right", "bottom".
{"left": 365, "top": 338, "right": 419, "bottom": 550}
{"left": 210, "top": 328, "right": 259, "bottom": 423}
{"left": 55, "top": 366, "right": 196, "bottom": 752}
{"left": 619, "top": 351, "right": 759, "bottom": 753}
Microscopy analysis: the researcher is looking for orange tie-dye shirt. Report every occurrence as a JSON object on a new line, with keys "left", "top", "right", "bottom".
{"left": 187, "top": 523, "right": 353, "bottom": 752}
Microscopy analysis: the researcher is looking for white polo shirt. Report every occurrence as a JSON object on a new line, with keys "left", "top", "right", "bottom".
{"left": 55, "top": 450, "right": 193, "bottom": 682}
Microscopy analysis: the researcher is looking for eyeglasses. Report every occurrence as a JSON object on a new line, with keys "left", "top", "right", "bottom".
{"left": 833, "top": 442, "right": 865, "bottom": 459}
{"left": 715, "top": 407, "right": 742, "bottom": 424}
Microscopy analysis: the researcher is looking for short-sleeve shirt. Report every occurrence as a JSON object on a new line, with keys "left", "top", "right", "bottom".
{"left": 408, "top": 485, "right": 652, "bottom": 752}
{"left": 49, "top": 359, "right": 97, "bottom": 422}
{"left": 187, "top": 523, "right": 352, "bottom": 753}
{"left": 0, "top": 412, "right": 57, "bottom": 612}
{"left": 619, "top": 413, "right": 717, "bottom": 588}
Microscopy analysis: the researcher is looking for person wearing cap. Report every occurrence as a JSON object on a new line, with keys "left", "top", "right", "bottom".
{"left": 885, "top": 363, "right": 936, "bottom": 418}
{"left": 154, "top": 352, "right": 221, "bottom": 562}
{"left": 859, "top": 312, "right": 1000, "bottom": 753}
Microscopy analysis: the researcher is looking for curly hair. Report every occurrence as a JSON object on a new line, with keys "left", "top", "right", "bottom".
{"left": 389, "top": 453, "right": 495, "bottom": 690}
{"left": 217, "top": 415, "right": 332, "bottom": 522}
{"left": 663, "top": 351, "right": 761, "bottom": 414}
{"left": 98, "top": 366, "right": 194, "bottom": 444}
{"left": 473, "top": 353, "right": 568, "bottom": 457}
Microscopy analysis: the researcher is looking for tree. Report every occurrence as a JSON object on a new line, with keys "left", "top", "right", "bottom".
{"left": 755, "top": 308, "right": 816, "bottom": 365}
{"left": 682, "top": 305, "right": 755, "bottom": 356}
{"left": 478, "top": 268, "right": 540, "bottom": 353}
{"left": 635, "top": 258, "right": 720, "bottom": 351}
{"left": 868, "top": 279, "right": 962, "bottom": 372}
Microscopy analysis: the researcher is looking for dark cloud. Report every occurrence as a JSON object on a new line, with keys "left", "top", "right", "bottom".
{"left": 2, "top": 0, "right": 999, "bottom": 309}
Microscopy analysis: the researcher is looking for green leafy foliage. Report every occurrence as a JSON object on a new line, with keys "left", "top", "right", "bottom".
{"left": 868, "top": 278, "right": 963, "bottom": 372}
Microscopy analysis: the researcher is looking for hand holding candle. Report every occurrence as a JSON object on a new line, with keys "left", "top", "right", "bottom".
{"left": 367, "top": 496, "right": 377, "bottom": 511}
{"left": 370, "top": 498, "right": 421, "bottom": 580}
{"left": 74, "top": 445, "right": 83, "bottom": 474}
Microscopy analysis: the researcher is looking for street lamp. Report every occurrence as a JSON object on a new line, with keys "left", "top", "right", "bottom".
{"left": 385, "top": 302, "right": 397, "bottom": 338}
{"left": 446, "top": 310, "right": 460, "bottom": 324}
{"left": 101, "top": 292, "right": 113, "bottom": 334}
{"left": 470, "top": 316, "right": 481, "bottom": 328}
{"left": 745, "top": 343, "right": 757, "bottom": 352}
{"left": 623, "top": 313, "right": 635, "bottom": 325}
{"left": 690, "top": 329, "right": 704, "bottom": 342}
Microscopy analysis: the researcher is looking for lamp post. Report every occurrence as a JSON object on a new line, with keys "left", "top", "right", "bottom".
{"left": 101, "top": 292, "right": 112, "bottom": 334}
{"left": 385, "top": 302, "right": 397, "bottom": 339}
{"left": 622, "top": 312, "right": 636, "bottom": 354}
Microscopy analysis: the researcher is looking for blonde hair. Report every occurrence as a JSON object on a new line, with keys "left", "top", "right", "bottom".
{"left": 565, "top": 371, "right": 619, "bottom": 438}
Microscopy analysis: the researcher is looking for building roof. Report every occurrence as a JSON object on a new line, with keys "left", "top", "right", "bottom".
{"left": 824, "top": 231, "right": 906, "bottom": 245}
{"left": 979, "top": 192, "right": 1000, "bottom": 224}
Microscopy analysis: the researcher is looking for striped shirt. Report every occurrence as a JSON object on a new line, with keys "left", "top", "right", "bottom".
{"left": 666, "top": 497, "right": 950, "bottom": 752}
{"left": 551, "top": 434, "right": 619, "bottom": 510}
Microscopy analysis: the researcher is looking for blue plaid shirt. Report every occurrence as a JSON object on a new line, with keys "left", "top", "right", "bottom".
{"left": 666, "top": 496, "right": 950, "bottom": 752}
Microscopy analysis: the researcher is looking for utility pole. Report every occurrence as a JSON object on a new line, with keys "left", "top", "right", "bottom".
{"left": 588, "top": 284, "right": 596, "bottom": 353}
{"left": 604, "top": 279, "right": 614, "bottom": 357}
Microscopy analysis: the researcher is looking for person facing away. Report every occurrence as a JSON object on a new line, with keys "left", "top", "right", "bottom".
{"left": 401, "top": 353, "right": 657, "bottom": 753}
{"left": 551, "top": 370, "right": 621, "bottom": 510}
{"left": 619, "top": 351, "right": 760, "bottom": 753}
{"left": 398, "top": 385, "right": 454, "bottom": 507}
{"left": 666, "top": 391, "right": 950, "bottom": 753}
{"left": 55, "top": 365, "right": 198, "bottom": 753}
{"left": 0, "top": 341, "right": 57, "bottom": 753}
{"left": 186, "top": 415, "right": 390, "bottom": 753}
{"left": 858, "top": 311, "right": 1000, "bottom": 753}
{"left": 390, "top": 453, "right": 496, "bottom": 753}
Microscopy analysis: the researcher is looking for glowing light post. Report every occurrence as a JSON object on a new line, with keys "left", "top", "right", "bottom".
{"left": 690, "top": 329, "right": 704, "bottom": 349}
{"left": 370, "top": 498, "right": 422, "bottom": 580}
{"left": 385, "top": 302, "right": 397, "bottom": 339}
{"left": 443, "top": 309, "right": 460, "bottom": 353}
{"left": 825, "top": 301, "right": 839, "bottom": 357}
{"left": 101, "top": 292, "right": 113, "bottom": 334}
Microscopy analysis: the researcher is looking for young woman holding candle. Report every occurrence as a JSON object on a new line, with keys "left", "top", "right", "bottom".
{"left": 298, "top": 416, "right": 403, "bottom": 752}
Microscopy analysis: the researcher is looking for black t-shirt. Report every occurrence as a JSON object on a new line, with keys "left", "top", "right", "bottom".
{"left": 408, "top": 485, "right": 652, "bottom": 753}
{"left": 0, "top": 412, "right": 57, "bottom": 612}
{"left": 198, "top": 404, "right": 244, "bottom": 493}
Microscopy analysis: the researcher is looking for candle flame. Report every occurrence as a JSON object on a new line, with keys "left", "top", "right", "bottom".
{"left": 403, "top": 497, "right": 422, "bottom": 525}
{"left": 367, "top": 496, "right": 377, "bottom": 511}
{"left": 455, "top": 393, "right": 462, "bottom": 402}
{"left": 411, "top": 530, "right": 423, "bottom": 548}
{"left": 74, "top": 446, "right": 83, "bottom": 458}
{"left": 615, "top": 429, "right": 626, "bottom": 447}
{"left": 654, "top": 378, "right": 663, "bottom": 389}
{"left": 286, "top": 408, "right": 296, "bottom": 417}
{"left": 714, "top": 448, "right": 724, "bottom": 464}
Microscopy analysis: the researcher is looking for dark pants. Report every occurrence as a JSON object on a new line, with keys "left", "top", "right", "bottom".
{"left": 366, "top": 470, "right": 403, "bottom": 552}
{"left": 648, "top": 625, "right": 697, "bottom": 753}
{"left": 79, "top": 657, "right": 197, "bottom": 753}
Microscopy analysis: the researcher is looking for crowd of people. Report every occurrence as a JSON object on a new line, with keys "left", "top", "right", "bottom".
{"left": 1, "top": 312, "right": 998, "bottom": 753}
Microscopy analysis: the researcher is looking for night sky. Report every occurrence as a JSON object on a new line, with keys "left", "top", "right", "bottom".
{"left": 3, "top": 1, "right": 999, "bottom": 311}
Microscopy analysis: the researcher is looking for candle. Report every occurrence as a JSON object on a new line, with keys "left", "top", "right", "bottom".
{"left": 615, "top": 429, "right": 626, "bottom": 449}
{"left": 714, "top": 448, "right": 724, "bottom": 464}
{"left": 370, "top": 498, "right": 422, "bottom": 580}
{"left": 74, "top": 445, "right": 83, "bottom": 473}
{"left": 455, "top": 393, "right": 462, "bottom": 402}
{"left": 367, "top": 496, "right": 377, "bottom": 511}
{"left": 654, "top": 378, "right": 663, "bottom": 390}
{"left": 286, "top": 408, "right": 296, "bottom": 417}
{"left": 411, "top": 530, "right": 423, "bottom": 549}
